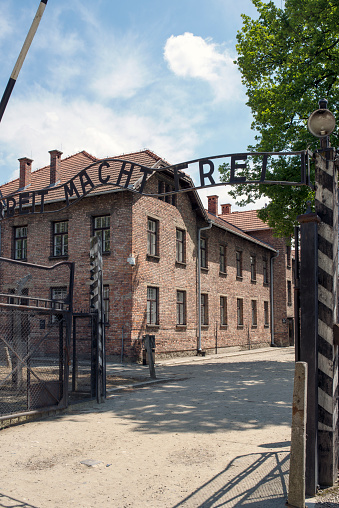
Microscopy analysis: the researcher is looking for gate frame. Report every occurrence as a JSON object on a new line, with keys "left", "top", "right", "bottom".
{"left": 0, "top": 257, "right": 74, "bottom": 421}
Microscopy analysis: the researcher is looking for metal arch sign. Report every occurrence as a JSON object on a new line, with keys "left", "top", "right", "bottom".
{"left": 0, "top": 150, "right": 312, "bottom": 219}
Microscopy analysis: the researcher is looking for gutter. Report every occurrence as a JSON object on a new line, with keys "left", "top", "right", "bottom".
{"left": 197, "top": 220, "right": 213, "bottom": 352}
{"left": 270, "top": 250, "right": 280, "bottom": 345}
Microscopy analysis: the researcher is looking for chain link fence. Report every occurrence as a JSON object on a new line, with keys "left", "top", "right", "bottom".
{"left": 0, "top": 257, "right": 74, "bottom": 419}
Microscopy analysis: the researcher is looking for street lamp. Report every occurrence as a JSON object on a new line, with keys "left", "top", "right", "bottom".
{"left": 307, "top": 98, "right": 336, "bottom": 148}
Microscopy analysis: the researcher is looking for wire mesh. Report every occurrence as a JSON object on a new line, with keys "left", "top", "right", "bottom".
{"left": 0, "top": 307, "right": 65, "bottom": 417}
{"left": 69, "top": 314, "right": 93, "bottom": 400}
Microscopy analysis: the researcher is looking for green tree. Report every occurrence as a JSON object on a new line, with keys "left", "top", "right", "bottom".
{"left": 219, "top": 0, "right": 339, "bottom": 238}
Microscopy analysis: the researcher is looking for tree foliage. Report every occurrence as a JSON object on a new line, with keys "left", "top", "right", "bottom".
{"left": 219, "top": 0, "right": 339, "bottom": 238}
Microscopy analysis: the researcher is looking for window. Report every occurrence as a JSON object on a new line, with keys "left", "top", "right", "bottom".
{"left": 264, "top": 301, "right": 269, "bottom": 327}
{"left": 176, "top": 290, "right": 186, "bottom": 325}
{"left": 14, "top": 226, "right": 27, "bottom": 260}
{"left": 287, "top": 245, "right": 291, "bottom": 267}
{"left": 53, "top": 221, "right": 68, "bottom": 256}
{"left": 263, "top": 258, "right": 268, "bottom": 284}
{"left": 158, "top": 180, "right": 165, "bottom": 201}
{"left": 287, "top": 280, "right": 292, "bottom": 306}
{"left": 147, "top": 218, "right": 158, "bottom": 257}
{"left": 201, "top": 294, "right": 208, "bottom": 325}
{"left": 147, "top": 287, "right": 159, "bottom": 325}
{"left": 7, "top": 287, "right": 28, "bottom": 305}
{"left": 250, "top": 256, "right": 256, "bottom": 282}
{"left": 251, "top": 300, "right": 257, "bottom": 326}
{"left": 220, "top": 296, "right": 227, "bottom": 326}
{"left": 158, "top": 180, "right": 176, "bottom": 206}
{"left": 200, "top": 237, "right": 207, "bottom": 268}
{"left": 94, "top": 216, "right": 110, "bottom": 253}
{"left": 236, "top": 251, "right": 242, "bottom": 278}
{"left": 219, "top": 245, "right": 226, "bottom": 273}
{"left": 176, "top": 229, "right": 185, "bottom": 263}
{"left": 237, "top": 298, "right": 244, "bottom": 327}
{"left": 103, "top": 285, "right": 109, "bottom": 324}
{"left": 51, "top": 286, "right": 67, "bottom": 323}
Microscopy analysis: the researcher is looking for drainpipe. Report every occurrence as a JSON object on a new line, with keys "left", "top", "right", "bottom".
{"left": 270, "top": 250, "right": 279, "bottom": 346}
{"left": 197, "top": 221, "right": 213, "bottom": 352}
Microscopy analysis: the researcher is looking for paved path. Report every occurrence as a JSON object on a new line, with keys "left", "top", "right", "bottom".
{"left": 0, "top": 347, "right": 297, "bottom": 507}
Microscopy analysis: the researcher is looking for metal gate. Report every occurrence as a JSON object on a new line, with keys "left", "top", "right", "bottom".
{"left": 0, "top": 257, "right": 74, "bottom": 420}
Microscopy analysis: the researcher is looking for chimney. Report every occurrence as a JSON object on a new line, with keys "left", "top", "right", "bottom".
{"left": 207, "top": 195, "right": 218, "bottom": 216}
{"left": 49, "top": 150, "right": 63, "bottom": 185}
{"left": 221, "top": 203, "right": 232, "bottom": 215}
{"left": 19, "top": 157, "right": 33, "bottom": 189}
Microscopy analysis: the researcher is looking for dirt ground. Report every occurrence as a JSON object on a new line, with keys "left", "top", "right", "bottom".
{"left": 0, "top": 347, "right": 333, "bottom": 507}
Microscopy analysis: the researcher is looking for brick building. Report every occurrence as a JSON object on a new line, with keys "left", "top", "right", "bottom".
{"left": 0, "top": 149, "right": 294, "bottom": 361}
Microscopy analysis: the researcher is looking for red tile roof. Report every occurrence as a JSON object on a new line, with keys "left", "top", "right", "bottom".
{"left": 0, "top": 149, "right": 167, "bottom": 203}
{"left": 219, "top": 209, "right": 270, "bottom": 232}
{"left": 206, "top": 211, "right": 276, "bottom": 252}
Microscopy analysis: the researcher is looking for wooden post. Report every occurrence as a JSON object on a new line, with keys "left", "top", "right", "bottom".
{"left": 288, "top": 361, "right": 307, "bottom": 508}
{"left": 143, "top": 334, "right": 156, "bottom": 379}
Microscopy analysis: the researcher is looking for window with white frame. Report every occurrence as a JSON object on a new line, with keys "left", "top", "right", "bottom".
{"left": 147, "top": 286, "right": 159, "bottom": 325}
{"left": 220, "top": 296, "right": 227, "bottom": 326}
{"left": 251, "top": 299, "right": 257, "bottom": 326}
{"left": 147, "top": 218, "right": 159, "bottom": 257}
{"left": 94, "top": 216, "right": 110, "bottom": 253}
{"left": 53, "top": 221, "right": 68, "bottom": 256}
{"left": 176, "top": 290, "right": 186, "bottom": 325}
{"left": 176, "top": 229, "right": 185, "bottom": 263}
{"left": 14, "top": 226, "right": 27, "bottom": 260}
{"left": 201, "top": 293, "right": 208, "bottom": 325}
{"left": 237, "top": 298, "right": 244, "bottom": 326}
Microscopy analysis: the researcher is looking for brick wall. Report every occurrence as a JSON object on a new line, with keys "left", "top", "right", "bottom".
{"left": 0, "top": 174, "right": 284, "bottom": 361}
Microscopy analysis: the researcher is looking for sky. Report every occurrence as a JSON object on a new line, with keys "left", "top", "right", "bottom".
{"left": 0, "top": 0, "right": 271, "bottom": 212}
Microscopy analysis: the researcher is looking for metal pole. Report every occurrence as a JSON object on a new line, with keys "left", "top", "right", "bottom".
{"left": 294, "top": 226, "right": 301, "bottom": 362}
{"left": 297, "top": 210, "right": 320, "bottom": 496}
{"left": 0, "top": 1, "right": 48, "bottom": 123}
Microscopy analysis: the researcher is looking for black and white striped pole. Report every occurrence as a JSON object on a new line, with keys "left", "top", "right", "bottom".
{"left": 303, "top": 99, "right": 338, "bottom": 492}
{"left": 0, "top": 0, "right": 48, "bottom": 124}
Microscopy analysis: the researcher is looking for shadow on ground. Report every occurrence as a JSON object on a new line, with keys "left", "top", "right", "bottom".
{"left": 0, "top": 493, "right": 38, "bottom": 507}
{"left": 171, "top": 451, "right": 289, "bottom": 507}
{"left": 93, "top": 358, "right": 294, "bottom": 434}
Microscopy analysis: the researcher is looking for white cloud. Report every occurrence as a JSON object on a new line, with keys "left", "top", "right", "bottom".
{"left": 164, "top": 32, "right": 243, "bottom": 102}
{"left": 0, "top": 88, "right": 199, "bottom": 181}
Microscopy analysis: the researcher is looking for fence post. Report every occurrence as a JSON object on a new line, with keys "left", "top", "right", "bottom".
{"left": 288, "top": 361, "right": 307, "bottom": 508}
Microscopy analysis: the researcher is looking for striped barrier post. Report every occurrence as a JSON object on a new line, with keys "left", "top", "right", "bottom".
{"left": 315, "top": 147, "right": 339, "bottom": 486}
